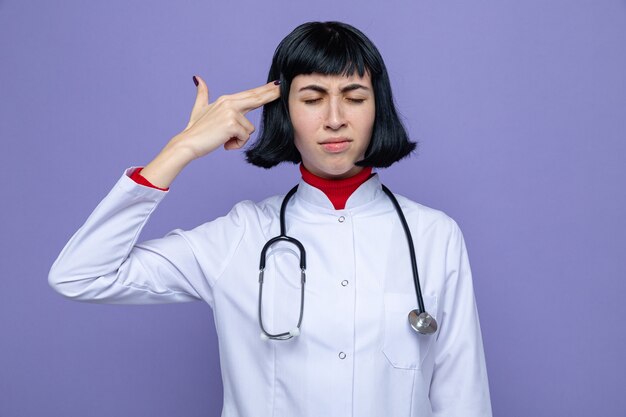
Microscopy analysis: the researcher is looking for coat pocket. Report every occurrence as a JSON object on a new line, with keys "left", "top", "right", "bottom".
{"left": 382, "top": 292, "right": 438, "bottom": 370}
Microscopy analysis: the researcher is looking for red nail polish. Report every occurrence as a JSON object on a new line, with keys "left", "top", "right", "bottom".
{"left": 193, "top": 76, "right": 199, "bottom": 86}
{"left": 273, "top": 80, "right": 281, "bottom": 85}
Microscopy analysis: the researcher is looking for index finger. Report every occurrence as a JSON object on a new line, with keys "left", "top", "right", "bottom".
{"left": 233, "top": 81, "right": 281, "bottom": 113}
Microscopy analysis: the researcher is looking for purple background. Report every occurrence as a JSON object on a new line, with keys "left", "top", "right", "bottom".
{"left": 1, "top": 0, "right": 625, "bottom": 416}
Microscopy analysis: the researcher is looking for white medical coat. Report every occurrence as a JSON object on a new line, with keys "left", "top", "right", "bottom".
{"left": 49, "top": 169, "right": 492, "bottom": 417}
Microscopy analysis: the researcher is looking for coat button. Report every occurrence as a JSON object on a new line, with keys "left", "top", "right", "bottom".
{"left": 338, "top": 352, "right": 347, "bottom": 359}
{"left": 341, "top": 280, "right": 349, "bottom": 287}
{"left": 338, "top": 216, "right": 345, "bottom": 223}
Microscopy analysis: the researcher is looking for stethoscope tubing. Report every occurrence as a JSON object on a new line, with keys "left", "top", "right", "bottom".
{"left": 258, "top": 185, "right": 305, "bottom": 340}
{"left": 380, "top": 185, "right": 426, "bottom": 315}
{"left": 258, "top": 182, "right": 433, "bottom": 340}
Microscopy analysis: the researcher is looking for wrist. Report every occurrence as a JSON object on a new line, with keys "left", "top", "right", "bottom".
{"left": 141, "top": 140, "right": 194, "bottom": 189}
{"left": 130, "top": 168, "right": 169, "bottom": 191}
{"left": 163, "top": 133, "right": 202, "bottom": 163}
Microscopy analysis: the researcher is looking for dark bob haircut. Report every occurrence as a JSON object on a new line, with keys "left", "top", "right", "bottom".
{"left": 245, "top": 21, "right": 416, "bottom": 168}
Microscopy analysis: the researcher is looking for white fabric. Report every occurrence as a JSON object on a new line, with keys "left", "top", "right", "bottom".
{"left": 49, "top": 168, "right": 492, "bottom": 417}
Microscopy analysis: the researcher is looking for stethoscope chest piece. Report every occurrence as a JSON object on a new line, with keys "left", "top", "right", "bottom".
{"left": 408, "top": 310, "right": 438, "bottom": 334}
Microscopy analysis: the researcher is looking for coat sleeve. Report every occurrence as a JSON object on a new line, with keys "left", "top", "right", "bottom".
{"left": 48, "top": 169, "right": 245, "bottom": 307}
{"left": 429, "top": 221, "right": 492, "bottom": 416}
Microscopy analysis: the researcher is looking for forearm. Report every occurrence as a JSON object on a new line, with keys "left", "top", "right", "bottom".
{"left": 140, "top": 135, "right": 196, "bottom": 189}
{"left": 47, "top": 171, "right": 200, "bottom": 303}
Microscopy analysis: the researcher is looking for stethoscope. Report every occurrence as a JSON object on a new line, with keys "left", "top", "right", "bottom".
{"left": 258, "top": 183, "right": 438, "bottom": 341}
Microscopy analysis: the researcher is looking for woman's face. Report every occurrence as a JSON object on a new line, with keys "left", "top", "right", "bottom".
{"left": 288, "top": 72, "right": 375, "bottom": 179}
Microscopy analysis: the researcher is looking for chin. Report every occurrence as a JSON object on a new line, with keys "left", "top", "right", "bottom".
{"left": 303, "top": 156, "right": 362, "bottom": 179}
{"left": 321, "top": 164, "right": 361, "bottom": 179}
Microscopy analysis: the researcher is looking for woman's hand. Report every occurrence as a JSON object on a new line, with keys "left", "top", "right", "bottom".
{"left": 177, "top": 75, "right": 281, "bottom": 157}
{"left": 140, "top": 76, "right": 281, "bottom": 188}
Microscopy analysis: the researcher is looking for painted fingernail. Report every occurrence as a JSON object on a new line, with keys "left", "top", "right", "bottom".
{"left": 193, "top": 76, "right": 199, "bottom": 86}
{"left": 273, "top": 80, "right": 281, "bottom": 85}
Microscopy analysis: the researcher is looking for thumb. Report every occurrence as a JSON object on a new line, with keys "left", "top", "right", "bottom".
{"left": 186, "top": 75, "right": 209, "bottom": 129}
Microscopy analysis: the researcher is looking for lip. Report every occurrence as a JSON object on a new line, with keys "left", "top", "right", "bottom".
{"left": 319, "top": 137, "right": 352, "bottom": 153}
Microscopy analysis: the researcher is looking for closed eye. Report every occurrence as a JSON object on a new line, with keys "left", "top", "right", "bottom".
{"left": 347, "top": 98, "right": 366, "bottom": 104}
{"left": 304, "top": 98, "right": 322, "bottom": 104}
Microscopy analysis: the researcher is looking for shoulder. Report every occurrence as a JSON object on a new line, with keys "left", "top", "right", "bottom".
{"left": 168, "top": 194, "right": 284, "bottom": 252}
{"left": 392, "top": 193, "right": 463, "bottom": 240}
{"left": 231, "top": 194, "right": 284, "bottom": 224}
{"left": 394, "top": 194, "right": 459, "bottom": 228}
{"left": 188, "top": 194, "right": 283, "bottom": 234}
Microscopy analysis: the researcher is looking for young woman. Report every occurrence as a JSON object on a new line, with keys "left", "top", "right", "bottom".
{"left": 50, "top": 21, "right": 492, "bottom": 417}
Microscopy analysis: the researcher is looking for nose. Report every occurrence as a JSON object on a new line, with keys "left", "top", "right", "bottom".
{"left": 324, "top": 98, "right": 346, "bottom": 131}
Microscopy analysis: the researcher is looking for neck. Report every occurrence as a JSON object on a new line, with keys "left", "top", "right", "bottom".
{"left": 299, "top": 164, "right": 373, "bottom": 210}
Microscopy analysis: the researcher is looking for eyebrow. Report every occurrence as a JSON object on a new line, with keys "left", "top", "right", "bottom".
{"left": 298, "top": 83, "right": 370, "bottom": 94}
